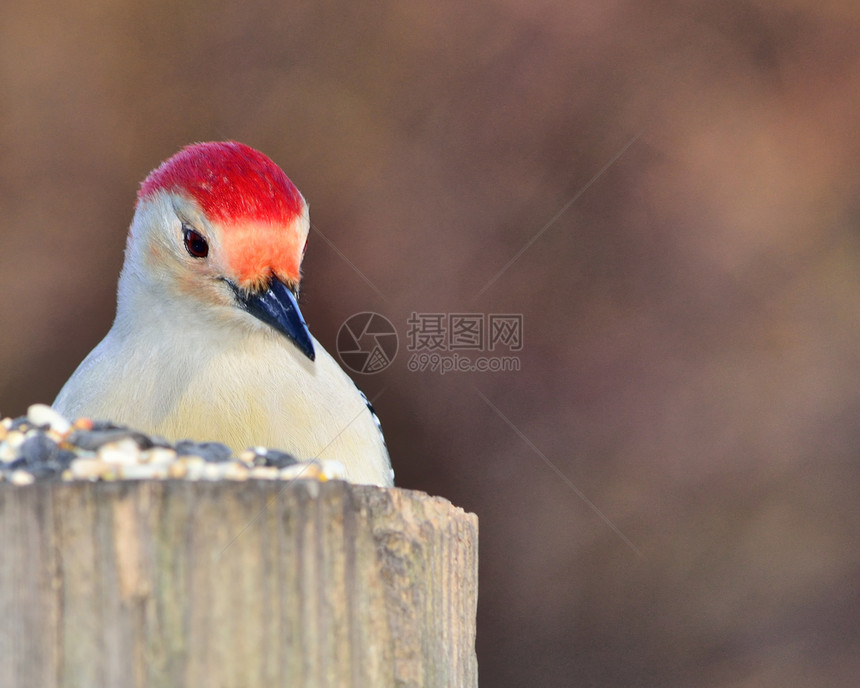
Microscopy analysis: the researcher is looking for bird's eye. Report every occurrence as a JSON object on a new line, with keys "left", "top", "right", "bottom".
{"left": 182, "top": 226, "right": 209, "bottom": 258}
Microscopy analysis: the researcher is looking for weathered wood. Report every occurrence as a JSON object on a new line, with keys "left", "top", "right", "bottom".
{"left": 0, "top": 480, "right": 478, "bottom": 687}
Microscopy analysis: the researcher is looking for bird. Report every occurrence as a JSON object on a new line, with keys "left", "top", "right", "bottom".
{"left": 53, "top": 141, "right": 393, "bottom": 486}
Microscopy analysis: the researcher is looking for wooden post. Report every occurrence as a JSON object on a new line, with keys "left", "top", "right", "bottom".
{"left": 0, "top": 480, "right": 478, "bottom": 687}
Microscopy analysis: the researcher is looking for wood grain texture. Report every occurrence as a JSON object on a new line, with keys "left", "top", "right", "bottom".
{"left": 0, "top": 481, "right": 478, "bottom": 687}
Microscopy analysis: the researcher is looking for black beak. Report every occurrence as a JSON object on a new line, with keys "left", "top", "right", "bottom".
{"left": 234, "top": 276, "right": 315, "bottom": 361}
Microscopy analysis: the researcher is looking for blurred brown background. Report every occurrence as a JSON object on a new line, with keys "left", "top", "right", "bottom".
{"left": 2, "top": 1, "right": 860, "bottom": 685}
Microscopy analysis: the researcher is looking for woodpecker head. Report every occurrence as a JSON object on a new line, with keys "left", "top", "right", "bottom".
{"left": 123, "top": 141, "right": 315, "bottom": 360}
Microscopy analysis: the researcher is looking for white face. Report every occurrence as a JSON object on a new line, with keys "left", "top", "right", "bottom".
{"left": 124, "top": 191, "right": 237, "bottom": 309}
{"left": 119, "top": 190, "right": 311, "bottom": 338}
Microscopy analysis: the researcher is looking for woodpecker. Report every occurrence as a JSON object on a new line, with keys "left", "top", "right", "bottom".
{"left": 54, "top": 141, "right": 393, "bottom": 486}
